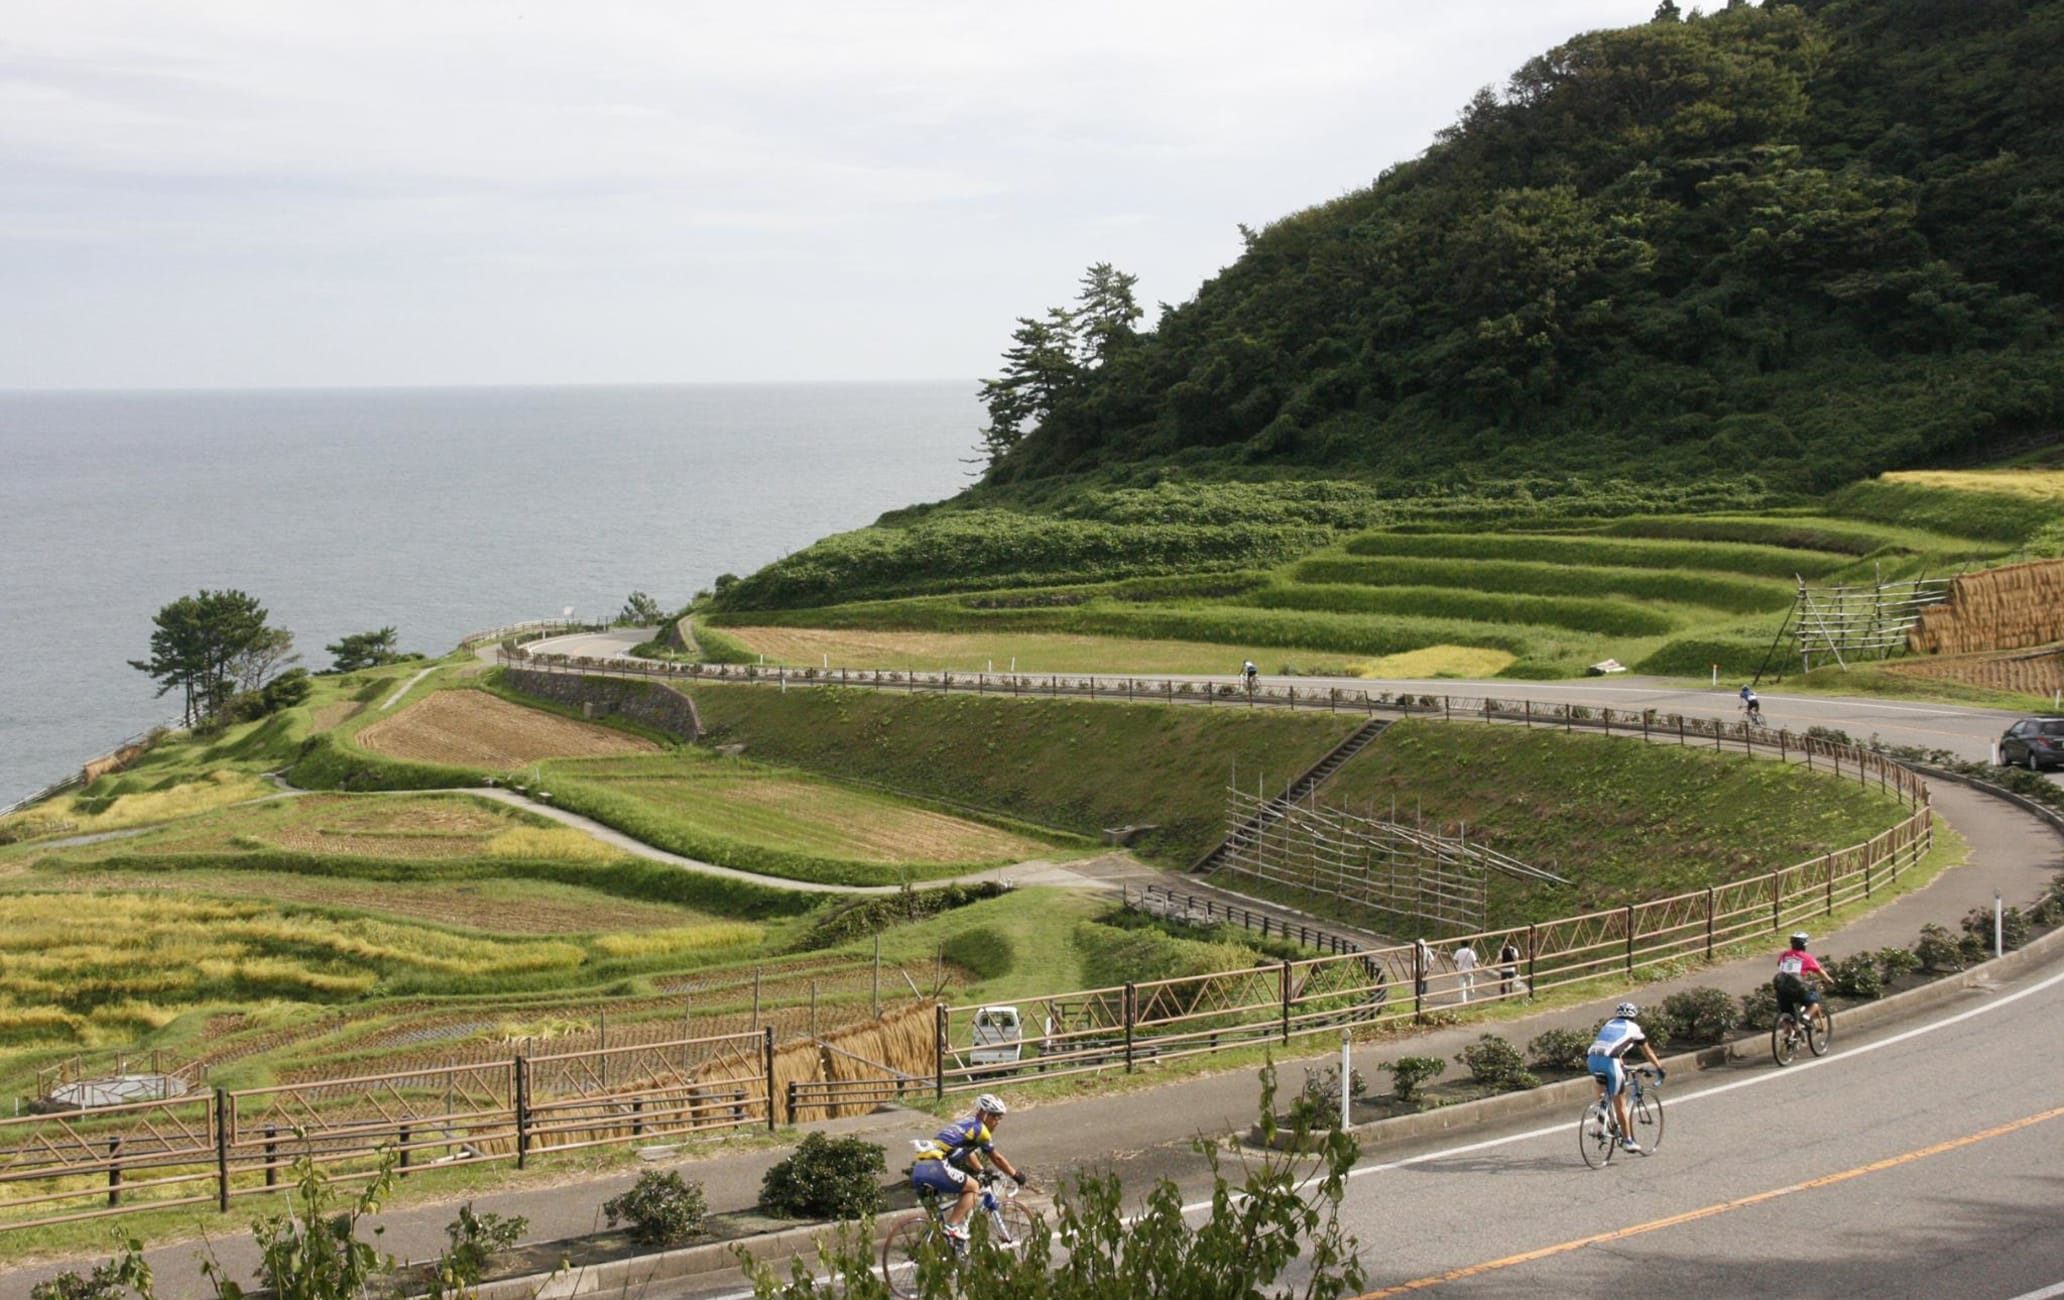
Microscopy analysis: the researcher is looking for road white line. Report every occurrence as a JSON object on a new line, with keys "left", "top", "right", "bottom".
{"left": 1198, "top": 962, "right": 2064, "bottom": 1207}
{"left": 694, "top": 971, "right": 2064, "bottom": 1300}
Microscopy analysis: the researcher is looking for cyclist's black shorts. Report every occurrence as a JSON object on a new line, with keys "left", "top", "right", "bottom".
{"left": 1773, "top": 973, "right": 1818, "bottom": 1016}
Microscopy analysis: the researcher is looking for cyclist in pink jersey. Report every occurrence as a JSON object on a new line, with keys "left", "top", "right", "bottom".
{"left": 1773, "top": 932, "right": 1827, "bottom": 1031}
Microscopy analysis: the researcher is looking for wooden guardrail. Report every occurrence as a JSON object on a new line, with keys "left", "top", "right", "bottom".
{"left": 0, "top": 1029, "right": 776, "bottom": 1233}
{"left": 496, "top": 647, "right": 1929, "bottom": 810}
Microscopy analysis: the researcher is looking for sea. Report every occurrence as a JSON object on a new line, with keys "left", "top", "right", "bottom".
{"left": 0, "top": 382, "right": 981, "bottom": 806}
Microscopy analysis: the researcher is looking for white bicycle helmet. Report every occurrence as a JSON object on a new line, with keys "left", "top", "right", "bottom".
{"left": 1614, "top": 1002, "right": 1640, "bottom": 1019}
{"left": 1789, "top": 932, "right": 1810, "bottom": 948}
{"left": 975, "top": 1093, "right": 1008, "bottom": 1117}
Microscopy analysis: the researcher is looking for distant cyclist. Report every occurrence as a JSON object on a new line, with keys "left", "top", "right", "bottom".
{"left": 1243, "top": 660, "right": 1259, "bottom": 691}
{"left": 1774, "top": 932, "right": 1828, "bottom": 1033}
{"left": 1588, "top": 1003, "right": 1665, "bottom": 1153}
{"left": 1739, "top": 684, "right": 1762, "bottom": 725}
{"left": 911, "top": 1094, "right": 1026, "bottom": 1241}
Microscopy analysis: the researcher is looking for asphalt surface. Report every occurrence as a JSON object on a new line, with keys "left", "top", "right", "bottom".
{"left": 515, "top": 628, "right": 2063, "bottom": 789}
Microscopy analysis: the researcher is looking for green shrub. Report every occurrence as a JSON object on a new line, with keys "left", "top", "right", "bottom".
{"left": 1914, "top": 923, "right": 1963, "bottom": 973}
{"left": 603, "top": 1170, "right": 708, "bottom": 1247}
{"left": 1825, "top": 954, "right": 1884, "bottom": 999}
{"left": 1656, "top": 988, "right": 1737, "bottom": 1045}
{"left": 1381, "top": 1056, "right": 1446, "bottom": 1103}
{"left": 1875, "top": 946, "right": 1922, "bottom": 980}
{"left": 1739, "top": 983, "right": 1780, "bottom": 1032}
{"left": 434, "top": 1203, "right": 529, "bottom": 1296}
{"left": 1526, "top": 1027, "right": 1591, "bottom": 1073}
{"left": 1455, "top": 1035, "right": 1538, "bottom": 1091}
{"left": 759, "top": 1133, "right": 888, "bottom": 1220}
{"left": 1961, "top": 904, "right": 2030, "bottom": 953}
{"left": 29, "top": 1262, "right": 145, "bottom": 1300}
{"left": 939, "top": 927, "right": 1016, "bottom": 981}
{"left": 797, "top": 883, "right": 1011, "bottom": 950}
{"left": 1287, "top": 1064, "right": 1367, "bottom": 1131}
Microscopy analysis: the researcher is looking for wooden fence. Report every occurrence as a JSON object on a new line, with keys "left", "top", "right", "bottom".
{"left": 504, "top": 646, "right": 1936, "bottom": 1110}
{"left": 0, "top": 1029, "right": 776, "bottom": 1233}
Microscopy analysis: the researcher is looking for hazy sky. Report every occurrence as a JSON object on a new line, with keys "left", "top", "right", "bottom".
{"left": 1, "top": 1, "right": 1661, "bottom": 390}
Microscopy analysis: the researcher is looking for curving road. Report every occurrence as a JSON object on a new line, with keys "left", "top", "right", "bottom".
{"left": 509, "top": 627, "right": 2060, "bottom": 787}
{"left": 1324, "top": 959, "right": 2064, "bottom": 1298}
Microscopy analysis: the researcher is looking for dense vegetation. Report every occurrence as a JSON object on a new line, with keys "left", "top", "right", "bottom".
{"left": 981, "top": 0, "right": 2064, "bottom": 492}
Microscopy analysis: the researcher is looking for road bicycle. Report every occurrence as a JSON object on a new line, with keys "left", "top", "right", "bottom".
{"left": 1771, "top": 999, "right": 1833, "bottom": 1066}
{"left": 881, "top": 1169, "right": 1035, "bottom": 1299}
{"left": 1578, "top": 1066, "right": 1664, "bottom": 1168}
{"left": 1740, "top": 702, "right": 1768, "bottom": 729}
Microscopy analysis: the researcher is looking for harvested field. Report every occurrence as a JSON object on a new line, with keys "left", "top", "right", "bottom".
{"left": 358, "top": 689, "right": 660, "bottom": 767}
{"left": 6, "top": 868, "right": 698, "bottom": 934}
{"left": 1884, "top": 645, "right": 2064, "bottom": 698}
{"left": 711, "top": 626, "right": 1354, "bottom": 676}
{"left": 41, "top": 793, "right": 544, "bottom": 862}
{"left": 548, "top": 757, "right": 1055, "bottom": 865}
{"left": 1884, "top": 468, "right": 2064, "bottom": 502}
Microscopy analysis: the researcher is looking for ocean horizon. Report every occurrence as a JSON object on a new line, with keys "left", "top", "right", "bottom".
{"left": 0, "top": 381, "right": 981, "bottom": 804}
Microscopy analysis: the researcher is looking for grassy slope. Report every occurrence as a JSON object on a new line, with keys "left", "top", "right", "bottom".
{"left": 1302, "top": 720, "right": 1910, "bottom": 923}
{"left": 685, "top": 682, "right": 1363, "bottom": 866}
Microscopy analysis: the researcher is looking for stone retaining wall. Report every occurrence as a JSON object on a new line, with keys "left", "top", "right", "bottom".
{"left": 502, "top": 667, "right": 702, "bottom": 741}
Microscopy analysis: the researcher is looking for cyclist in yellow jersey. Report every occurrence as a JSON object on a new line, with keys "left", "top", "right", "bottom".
{"left": 911, "top": 1094, "right": 1025, "bottom": 1241}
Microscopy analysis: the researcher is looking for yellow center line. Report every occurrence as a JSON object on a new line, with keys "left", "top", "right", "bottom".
{"left": 1356, "top": 1104, "right": 2064, "bottom": 1298}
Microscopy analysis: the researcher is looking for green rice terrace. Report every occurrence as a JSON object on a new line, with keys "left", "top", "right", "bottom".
{"left": 0, "top": 651, "right": 1915, "bottom": 1104}
{"left": 698, "top": 473, "right": 2063, "bottom": 690}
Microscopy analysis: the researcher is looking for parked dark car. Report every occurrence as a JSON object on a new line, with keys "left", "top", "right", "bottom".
{"left": 1998, "top": 717, "right": 2064, "bottom": 771}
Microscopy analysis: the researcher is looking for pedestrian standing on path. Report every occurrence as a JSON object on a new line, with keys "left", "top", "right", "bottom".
{"left": 1414, "top": 937, "right": 1432, "bottom": 1006}
{"left": 1453, "top": 941, "right": 1478, "bottom": 1003}
{"left": 1498, "top": 937, "right": 1522, "bottom": 996}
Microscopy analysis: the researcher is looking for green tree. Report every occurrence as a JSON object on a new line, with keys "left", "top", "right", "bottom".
{"left": 977, "top": 309, "right": 1081, "bottom": 468}
{"left": 229, "top": 626, "right": 300, "bottom": 694}
{"left": 129, "top": 589, "right": 274, "bottom": 727}
{"left": 325, "top": 627, "right": 404, "bottom": 673}
{"left": 1075, "top": 262, "right": 1143, "bottom": 368}
{"left": 618, "top": 591, "right": 666, "bottom": 626}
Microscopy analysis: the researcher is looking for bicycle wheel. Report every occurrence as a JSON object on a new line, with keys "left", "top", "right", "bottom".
{"left": 1578, "top": 1102, "right": 1615, "bottom": 1168}
{"left": 881, "top": 1214, "right": 938, "bottom": 1300}
{"left": 1631, "top": 1086, "right": 1664, "bottom": 1152}
{"left": 1807, "top": 1005, "right": 1833, "bottom": 1057}
{"left": 1771, "top": 1016, "right": 1798, "bottom": 1067}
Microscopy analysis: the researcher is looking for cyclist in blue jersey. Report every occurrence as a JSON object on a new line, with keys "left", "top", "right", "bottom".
{"left": 911, "top": 1094, "right": 1026, "bottom": 1241}
{"left": 1588, "top": 1003, "right": 1666, "bottom": 1152}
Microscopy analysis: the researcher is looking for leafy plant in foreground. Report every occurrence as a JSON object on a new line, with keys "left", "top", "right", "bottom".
{"left": 739, "top": 1064, "right": 1366, "bottom": 1299}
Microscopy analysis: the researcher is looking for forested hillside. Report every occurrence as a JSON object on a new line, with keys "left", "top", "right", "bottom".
{"left": 983, "top": 0, "right": 2063, "bottom": 492}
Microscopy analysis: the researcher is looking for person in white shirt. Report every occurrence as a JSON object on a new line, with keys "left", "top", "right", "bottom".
{"left": 1453, "top": 942, "right": 1478, "bottom": 1003}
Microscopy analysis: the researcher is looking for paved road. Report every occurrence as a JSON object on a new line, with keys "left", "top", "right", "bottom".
{"left": 1325, "top": 958, "right": 2064, "bottom": 1299}
{"left": 507, "top": 629, "right": 2062, "bottom": 788}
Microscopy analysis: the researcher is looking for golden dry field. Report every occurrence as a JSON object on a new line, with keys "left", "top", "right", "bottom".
{"left": 1884, "top": 645, "right": 2064, "bottom": 697}
{"left": 1883, "top": 468, "right": 2064, "bottom": 501}
{"left": 712, "top": 626, "right": 1349, "bottom": 675}
{"left": 357, "top": 688, "right": 660, "bottom": 766}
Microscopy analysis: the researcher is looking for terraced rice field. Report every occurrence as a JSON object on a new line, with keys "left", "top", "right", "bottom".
{"left": 3, "top": 868, "right": 695, "bottom": 934}
{"left": 707, "top": 506, "right": 2012, "bottom": 683}
{"left": 359, "top": 688, "right": 660, "bottom": 767}
{"left": 21, "top": 792, "right": 577, "bottom": 863}
{"left": 1883, "top": 469, "right": 2064, "bottom": 502}
{"left": 543, "top": 754, "right": 1056, "bottom": 865}
{"left": 709, "top": 626, "right": 1348, "bottom": 675}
